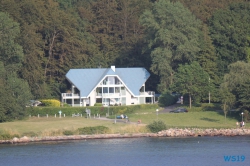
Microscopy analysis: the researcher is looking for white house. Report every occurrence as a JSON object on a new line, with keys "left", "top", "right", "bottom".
{"left": 61, "top": 66, "right": 155, "bottom": 106}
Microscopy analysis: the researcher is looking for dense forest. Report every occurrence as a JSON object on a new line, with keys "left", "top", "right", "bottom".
{"left": 0, "top": 0, "right": 250, "bottom": 121}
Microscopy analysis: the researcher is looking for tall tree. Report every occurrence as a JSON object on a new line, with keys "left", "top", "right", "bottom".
{"left": 172, "top": 62, "right": 210, "bottom": 108}
{"left": 196, "top": 24, "right": 220, "bottom": 102}
{"left": 219, "top": 84, "right": 235, "bottom": 121}
{"left": 140, "top": 0, "right": 202, "bottom": 92}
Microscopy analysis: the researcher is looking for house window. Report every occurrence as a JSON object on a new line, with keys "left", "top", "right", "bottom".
{"left": 109, "top": 87, "right": 114, "bottom": 93}
{"left": 115, "top": 77, "right": 120, "bottom": 85}
{"left": 96, "top": 87, "right": 102, "bottom": 95}
{"left": 103, "top": 77, "right": 108, "bottom": 85}
{"left": 103, "top": 87, "right": 108, "bottom": 93}
{"left": 108, "top": 76, "right": 115, "bottom": 85}
{"left": 115, "top": 87, "right": 120, "bottom": 93}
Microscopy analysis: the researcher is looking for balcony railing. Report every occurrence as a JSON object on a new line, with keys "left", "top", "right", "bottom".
{"left": 140, "top": 91, "right": 155, "bottom": 96}
{"left": 62, "top": 93, "right": 80, "bottom": 98}
{"left": 96, "top": 93, "right": 121, "bottom": 97}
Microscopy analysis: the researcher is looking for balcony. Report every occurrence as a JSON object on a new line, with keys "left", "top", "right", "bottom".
{"left": 61, "top": 93, "right": 80, "bottom": 99}
{"left": 140, "top": 91, "right": 155, "bottom": 97}
{"left": 96, "top": 93, "right": 122, "bottom": 97}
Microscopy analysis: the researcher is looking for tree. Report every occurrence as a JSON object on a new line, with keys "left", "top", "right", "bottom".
{"left": 0, "top": 12, "right": 23, "bottom": 72}
{"left": 140, "top": 0, "right": 202, "bottom": 92}
{"left": 197, "top": 24, "right": 220, "bottom": 102}
{"left": 172, "top": 62, "right": 210, "bottom": 108}
{"left": 219, "top": 84, "right": 235, "bottom": 121}
{"left": 174, "top": 0, "right": 247, "bottom": 23}
{"left": 209, "top": 2, "right": 250, "bottom": 76}
{"left": 222, "top": 61, "right": 250, "bottom": 110}
{"left": 0, "top": 12, "right": 32, "bottom": 122}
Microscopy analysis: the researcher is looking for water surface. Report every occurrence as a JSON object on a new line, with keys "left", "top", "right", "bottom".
{"left": 0, "top": 136, "right": 249, "bottom": 166}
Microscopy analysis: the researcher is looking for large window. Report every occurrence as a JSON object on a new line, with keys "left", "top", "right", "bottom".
{"left": 103, "top": 87, "right": 108, "bottom": 93}
{"left": 109, "top": 87, "right": 114, "bottom": 93}
{"left": 102, "top": 76, "right": 122, "bottom": 85}
{"left": 115, "top": 87, "right": 120, "bottom": 93}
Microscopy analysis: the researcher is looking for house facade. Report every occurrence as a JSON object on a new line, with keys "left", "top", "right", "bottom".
{"left": 61, "top": 66, "right": 155, "bottom": 107}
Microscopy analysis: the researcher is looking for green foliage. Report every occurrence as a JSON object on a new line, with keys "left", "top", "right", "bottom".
{"left": 140, "top": 0, "right": 202, "bottom": 91}
{"left": 0, "top": 12, "right": 23, "bottom": 72}
{"left": 94, "top": 103, "right": 103, "bottom": 106}
{"left": 0, "top": 132, "right": 20, "bottom": 140}
{"left": 219, "top": 84, "right": 235, "bottom": 120}
{"left": 175, "top": 0, "right": 246, "bottom": 23}
{"left": 40, "top": 99, "right": 61, "bottom": 107}
{"left": 222, "top": 61, "right": 250, "bottom": 110}
{"left": 186, "top": 103, "right": 221, "bottom": 112}
{"left": 63, "top": 130, "right": 74, "bottom": 136}
{"left": 147, "top": 120, "right": 167, "bottom": 133}
{"left": 172, "top": 62, "right": 210, "bottom": 108}
{"left": 209, "top": 2, "right": 250, "bottom": 76}
{"left": 78, "top": 126, "right": 110, "bottom": 135}
{"left": 26, "top": 104, "right": 158, "bottom": 117}
{"left": 158, "top": 91, "right": 178, "bottom": 107}
{"left": 0, "top": 12, "right": 32, "bottom": 122}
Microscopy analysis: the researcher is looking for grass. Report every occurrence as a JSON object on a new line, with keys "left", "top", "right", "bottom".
{"left": 0, "top": 116, "right": 146, "bottom": 137}
{"left": 0, "top": 105, "right": 247, "bottom": 138}
{"left": 129, "top": 112, "right": 238, "bottom": 128}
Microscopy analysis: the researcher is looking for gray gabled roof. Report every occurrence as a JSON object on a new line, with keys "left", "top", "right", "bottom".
{"left": 65, "top": 67, "right": 150, "bottom": 97}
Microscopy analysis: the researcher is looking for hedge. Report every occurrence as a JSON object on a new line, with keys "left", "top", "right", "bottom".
{"left": 26, "top": 104, "right": 158, "bottom": 117}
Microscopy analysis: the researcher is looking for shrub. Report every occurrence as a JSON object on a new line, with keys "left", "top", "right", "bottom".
{"left": 40, "top": 99, "right": 61, "bottom": 107}
{"left": 78, "top": 126, "right": 110, "bottom": 135}
{"left": 0, "top": 133, "right": 20, "bottom": 140}
{"left": 26, "top": 104, "right": 158, "bottom": 117}
{"left": 158, "top": 91, "right": 178, "bottom": 107}
{"left": 0, "top": 133, "right": 11, "bottom": 140}
{"left": 94, "top": 103, "right": 103, "bottom": 106}
{"left": 147, "top": 120, "right": 167, "bottom": 133}
{"left": 63, "top": 130, "right": 74, "bottom": 136}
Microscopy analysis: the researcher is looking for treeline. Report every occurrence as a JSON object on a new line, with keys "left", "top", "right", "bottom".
{"left": 0, "top": 0, "right": 249, "bottom": 121}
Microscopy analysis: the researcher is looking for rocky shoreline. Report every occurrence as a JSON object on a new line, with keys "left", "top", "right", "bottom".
{"left": 1, "top": 128, "right": 250, "bottom": 144}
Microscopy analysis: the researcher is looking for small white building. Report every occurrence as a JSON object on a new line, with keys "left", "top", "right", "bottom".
{"left": 61, "top": 66, "right": 155, "bottom": 106}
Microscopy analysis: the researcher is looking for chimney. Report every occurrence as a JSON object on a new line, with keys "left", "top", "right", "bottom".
{"left": 111, "top": 66, "right": 115, "bottom": 72}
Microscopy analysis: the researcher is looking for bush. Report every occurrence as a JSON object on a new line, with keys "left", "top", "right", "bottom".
{"left": 26, "top": 104, "right": 158, "bottom": 117}
{"left": 147, "top": 120, "right": 167, "bottom": 133}
{"left": 94, "top": 103, "right": 103, "bottom": 106}
{"left": 0, "top": 133, "right": 20, "bottom": 140}
{"left": 78, "top": 126, "right": 110, "bottom": 135}
{"left": 63, "top": 130, "right": 74, "bottom": 136}
{"left": 158, "top": 91, "right": 178, "bottom": 107}
{"left": 40, "top": 99, "right": 61, "bottom": 107}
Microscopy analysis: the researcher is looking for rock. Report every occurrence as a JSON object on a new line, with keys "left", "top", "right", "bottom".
{"left": 19, "top": 136, "right": 29, "bottom": 142}
{"left": 12, "top": 137, "right": 19, "bottom": 143}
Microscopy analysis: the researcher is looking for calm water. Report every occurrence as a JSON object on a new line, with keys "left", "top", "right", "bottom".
{"left": 0, "top": 136, "right": 249, "bottom": 166}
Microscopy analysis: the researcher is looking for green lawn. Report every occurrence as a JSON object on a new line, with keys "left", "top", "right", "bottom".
{"left": 128, "top": 111, "right": 238, "bottom": 128}
{"left": 0, "top": 107, "right": 245, "bottom": 138}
